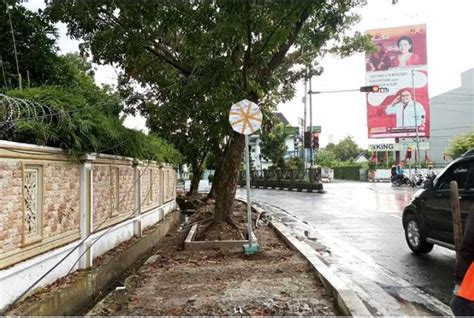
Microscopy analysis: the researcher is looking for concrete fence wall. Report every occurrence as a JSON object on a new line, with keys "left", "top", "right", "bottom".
{"left": 0, "top": 140, "right": 177, "bottom": 310}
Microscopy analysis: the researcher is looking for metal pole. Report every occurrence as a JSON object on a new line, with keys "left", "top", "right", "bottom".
{"left": 411, "top": 69, "right": 421, "bottom": 165}
{"left": 303, "top": 74, "right": 308, "bottom": 168}
{"left": 245, "top": 134, "right": 252, "bottom": 246}
{"left": 7, "top": 7, "right": 21, "bottom": 90}
{"left": 309, "top": 76, "right": 313, "bottom": 168}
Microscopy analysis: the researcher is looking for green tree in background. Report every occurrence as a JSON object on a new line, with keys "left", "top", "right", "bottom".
{"left": 331, "top": 136, "right": 361, "bottom": 162}
{"left": 315, "top": 150, "right": 338, "bottom": 168}
{"left": 447, "top": 130, "right": 474, "bottom": 159}
{"left": 0, "top": 1, "right": 65, "bottom": 89}
{"left": 260, "top": 123, "right": 288, "bottom": 169}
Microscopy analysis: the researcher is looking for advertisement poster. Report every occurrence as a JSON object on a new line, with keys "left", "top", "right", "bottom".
{"left": 365, "top": 24, "right": 430, "bottom": 139}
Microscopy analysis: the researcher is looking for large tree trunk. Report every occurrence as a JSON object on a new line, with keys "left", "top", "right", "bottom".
{"left": 213, "top": 132, "right": 245, "bottom": 223}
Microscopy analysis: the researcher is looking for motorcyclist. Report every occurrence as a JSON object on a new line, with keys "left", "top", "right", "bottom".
{"left": 412, "top": 166, "right": 424, "bottom": 186}
{"left": 390, "top": 165, "right": 397, "bottom": 182}
{"left": 426, "top": 165, "right": 436, "bottom": 180}
{"left": 396, "top": 164, "right": 405, "bottom": 183}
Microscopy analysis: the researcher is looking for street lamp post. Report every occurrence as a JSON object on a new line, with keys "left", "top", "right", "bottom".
{"left": 411, "top": 69, "right": 421, "bottom": 165}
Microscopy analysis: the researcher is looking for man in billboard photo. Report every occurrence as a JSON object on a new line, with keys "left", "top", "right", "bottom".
{"left": 392, "top": 35, "right": 421, "bottom": 67}
{"left": 385, "top": 89, "right": 425, "bottom": 128}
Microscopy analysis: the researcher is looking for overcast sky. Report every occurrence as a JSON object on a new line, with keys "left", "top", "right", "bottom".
{"left": 24, "top": 0, "right": 474, "bottom": 147}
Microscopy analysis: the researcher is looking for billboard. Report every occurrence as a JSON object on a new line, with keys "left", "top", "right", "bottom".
{"left": 365, "top": 24, "right": 430, "bottom": 139}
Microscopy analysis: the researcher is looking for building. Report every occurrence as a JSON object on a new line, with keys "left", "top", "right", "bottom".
{"left": 428, "top": 68, "right": 474, "bottom": 164}
{"left": 248, "top": 112, "right": 300, "bottom": 170}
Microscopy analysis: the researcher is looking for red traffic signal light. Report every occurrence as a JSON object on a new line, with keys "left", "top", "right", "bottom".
{"left": 360, "top": 85, "right": 380, "bottom": 93}
{"left": 312, "top": 132, "right": 319, "bottom": 149}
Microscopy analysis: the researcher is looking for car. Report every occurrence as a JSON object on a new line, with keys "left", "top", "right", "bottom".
{"left": 402, "top": 149, "right": 474, "bottom": 254}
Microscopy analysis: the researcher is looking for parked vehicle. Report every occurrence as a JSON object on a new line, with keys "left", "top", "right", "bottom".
{"left": 402, "top": 149, "right": 474, "bottom": 254}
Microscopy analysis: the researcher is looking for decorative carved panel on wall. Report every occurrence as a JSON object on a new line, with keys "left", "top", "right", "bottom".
{"left": 22, "top": 165, "right": 43, "bottom": 245}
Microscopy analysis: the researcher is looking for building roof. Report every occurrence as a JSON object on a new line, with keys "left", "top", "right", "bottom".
{"left": 275, "top": 112, "right": 290, "bottom": 125}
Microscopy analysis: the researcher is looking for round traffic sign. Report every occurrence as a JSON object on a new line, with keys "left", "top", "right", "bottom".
{"left": 228, "top": 99, "right": 262, "bottom": 135}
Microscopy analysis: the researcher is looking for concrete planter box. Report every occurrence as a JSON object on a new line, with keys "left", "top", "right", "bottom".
{"left": 184, "top": 224, "right": 257, "bottom": 251}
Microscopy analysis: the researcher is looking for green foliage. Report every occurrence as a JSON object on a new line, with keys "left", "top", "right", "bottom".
{"left": 0, "top": 1, "right": 65, "bottom": 89}
{"left": 315, "top": 150, "right": 338, "bottom": 168}
{"left": 46, "top": 0, "right": 373, "bottom": 170}
{"left": 259, "top": 123, "right": 288, "bottom": 169}
{"left": 4, "top": 86, "right": 180, "bottom": 163}
{"left": 208, "top": 173, "right": 214, "bottom": 184}
{"left": 331, "top": 136, "right": 361, "bottom": 162}
{"left": 447, "top": 130, "right": 474, "bottom": 159}
{"left": 286, "top": 156, "right": 304, "bottom": 170}
{"left": 333, "top": 166, "right": 362, "bottom": 181}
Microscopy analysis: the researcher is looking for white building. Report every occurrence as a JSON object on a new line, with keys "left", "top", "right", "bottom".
{"left": 249, "top": 113, "right": 301, "bottom": 170}
{"left": 429, "top": 68, "right": 474, "bottom": 164}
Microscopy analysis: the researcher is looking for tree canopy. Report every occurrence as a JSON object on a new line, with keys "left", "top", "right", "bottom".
{"left": 47, "top": 0, "right": 373, "bottom": 222}
{"left": 0, "top": 1, "right": 66, "bottom": 89}
{"left": 259, "top": 122, "right": 288, "bottom": 169}
{"left": 447, "top": 130, "right": 474, "bottom": 159}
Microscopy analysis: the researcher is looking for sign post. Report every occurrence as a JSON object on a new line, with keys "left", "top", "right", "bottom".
{"left": 229, "top": 99, "right": 262, "bottom": 255}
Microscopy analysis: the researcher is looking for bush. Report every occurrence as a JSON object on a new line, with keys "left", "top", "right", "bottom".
{"left": 1, "top": 87, "right": 181, "bottom": 164}
{"left": 333, "top": 165, "right": 362, "bottom": 181}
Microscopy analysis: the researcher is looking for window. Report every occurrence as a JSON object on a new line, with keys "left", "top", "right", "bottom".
{"left": 438, "top": 161, "right": 472, "bottom": 190}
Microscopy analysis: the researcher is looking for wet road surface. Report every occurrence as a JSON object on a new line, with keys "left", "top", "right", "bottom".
{"left": 238, "top": 181, "right": 455, "bottom": 315}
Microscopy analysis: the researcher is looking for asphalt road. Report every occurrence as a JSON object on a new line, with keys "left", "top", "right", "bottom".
{"left": 237, "top": 181, "right": 456, "bottom": 314}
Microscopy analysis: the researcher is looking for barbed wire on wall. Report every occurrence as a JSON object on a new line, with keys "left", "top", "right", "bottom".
{"left": 0, "top": 94, "right": 72, "bottom": 134}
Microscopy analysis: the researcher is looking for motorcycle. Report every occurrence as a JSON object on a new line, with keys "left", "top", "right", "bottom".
{"left": 391, "top": 174, "right": 415, "bottom": 187}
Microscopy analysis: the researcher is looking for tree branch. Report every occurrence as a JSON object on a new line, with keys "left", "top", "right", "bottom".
{"left": 258, "top": 3, "right": 312, "bottom": 85}
{"left": 144, "top": 45, "right": 193, "bottom": 77}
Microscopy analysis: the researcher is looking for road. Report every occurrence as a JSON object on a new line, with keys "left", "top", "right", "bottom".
{"left": 237, "top": 181, "right": 455, "bottom": 315}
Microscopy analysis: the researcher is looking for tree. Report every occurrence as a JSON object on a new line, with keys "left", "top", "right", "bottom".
{"left": 47, "top": 1, "right": 372, "bottom": 227}
{"left": 259, "top": 122, "right": 288, "bottom": 169}
{"left": 0, "top": 1, "right": 67, "bottom": 89}
{"left": 447, "top": 131, "right": 474, "bottom": 159}
{"left": 315, "top": 150, "right": 338, "bottom": 167}
{"left": 331, "top": 136, "right": 361, "bottom": 162}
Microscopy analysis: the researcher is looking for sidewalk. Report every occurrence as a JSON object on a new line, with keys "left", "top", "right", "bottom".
{"left": 87, "top": 216, "right": 342, "bottom": 316}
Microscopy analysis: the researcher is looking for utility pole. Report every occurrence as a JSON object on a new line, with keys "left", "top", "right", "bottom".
{"left": 411, "top": 69, "right": 421, "bottom": 165}
{"left": 7, "top": 6, "right": 22, "bottom": 89}
{"left": 309, "top": 76, "right": 314, "bottom": 168}
{"left": 303, "top": 74, "right": 308, "bottom": 168}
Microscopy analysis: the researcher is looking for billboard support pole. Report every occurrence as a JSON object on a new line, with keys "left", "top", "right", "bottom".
{"left": 411, "top": 69, "right": 421, "bottom": 166}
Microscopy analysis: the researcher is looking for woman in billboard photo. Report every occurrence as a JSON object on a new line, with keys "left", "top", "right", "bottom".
{"left": 392, "top": 36, "right": 421, "bottom": 67}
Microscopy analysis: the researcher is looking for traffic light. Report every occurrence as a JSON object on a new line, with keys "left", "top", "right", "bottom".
{"left": 312, "top": 132, "right": 319, "bottom": 149}
{"left": 304, "top": 131, "right": 311, "bottom": 148}
{"left": 360, "top": 85, "right": 380, "bottom": 93}
{"left": 294, "top": 137, "right": 299, "bottom": 150}
{"left": 406, "top": 147, "right": 412, "bottom": 160}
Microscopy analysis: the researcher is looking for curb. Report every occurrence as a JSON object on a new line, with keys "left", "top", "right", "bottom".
{"left": 237, "top": 196, "right": 372, "bottom": 316}
{"left": 270, "top": 220, "right": 372, "bottom": 317}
